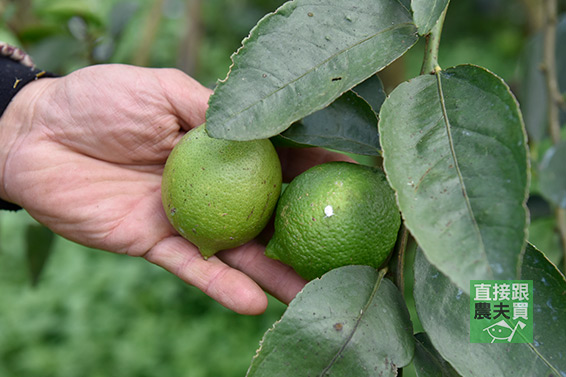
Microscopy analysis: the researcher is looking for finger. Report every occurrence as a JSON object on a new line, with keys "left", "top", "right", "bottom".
{"left": 156, "top": 68, "right": 213, "bottom": 130}
{"left": 144, "top": 236, "right": 268, "bottom": 315}
{"left": 216, "top": 241, "right": 308, "bottom": 305}
{"left": 277, "top": 147, "right": 356, "bottom": 182}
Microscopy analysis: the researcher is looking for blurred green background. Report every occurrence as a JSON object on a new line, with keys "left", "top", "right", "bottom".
{"left": 1, "top": 0, "right": 564, "bottom": 376}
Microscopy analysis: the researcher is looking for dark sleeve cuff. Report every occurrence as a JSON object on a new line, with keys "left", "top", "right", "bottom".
{"left": 0, "top": 55, "right": 56, "bottom": 116}
{"left": 0, "top": 199, "right": 22, "bottom": 211}
{"left": 0, "top": 55, "right": 57, "bottom": 211}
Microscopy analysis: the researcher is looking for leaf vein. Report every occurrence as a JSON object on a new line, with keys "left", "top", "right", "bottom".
{"left": 318, "top": 268, "right": 387, "bottom": 376}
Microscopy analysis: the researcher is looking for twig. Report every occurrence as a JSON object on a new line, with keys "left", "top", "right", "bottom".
{"left": 520, "top": 0, "right": 544, "bottom": 33}
{"left": 132, "top": 0, "right": 166, "bottom": 67}
{"left": 541, "top": 0, "right": 562, "bottom": 144}
{"left": 177, "top": 0, "right": 203, "bottom": 76}
{"left": 541, "top": 0, "right": 566, "bottom": 271}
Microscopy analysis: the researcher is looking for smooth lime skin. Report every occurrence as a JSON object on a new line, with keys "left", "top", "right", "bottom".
{"left": 266, "top": 161, "right": 400, "bottom": 280}
{"left": 161, "top": 124, "right": 282, "bottom": 258}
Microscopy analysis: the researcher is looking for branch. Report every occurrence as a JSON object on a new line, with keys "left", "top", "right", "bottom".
{"left": 520, "top": 0, "right": 544, "bottom": 33}
{"left": 541, "top": 0, "right": 562, "bottom": 144}
{"left": 132, "top": 0, "right": 166, "bottom": 67}
{"left": 541, "top": 0, "right": 566, "bottom": 272}
{"left": 177, "top": 0, "right": 203, "bottom": 76}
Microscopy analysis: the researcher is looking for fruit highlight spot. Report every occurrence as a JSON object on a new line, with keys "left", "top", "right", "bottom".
{"left": 324, "top": 205, "right": 334, "bottom": 217}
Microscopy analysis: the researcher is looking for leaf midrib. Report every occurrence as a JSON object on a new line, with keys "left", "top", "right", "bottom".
{"left": 434, "top": 71, "right": 491, "bottom": 271}
{"left": 216, "top": 21, "right": 415, "bottom": 127}
{"left": 318, "top": 269, "right": 387, "bottom": 376}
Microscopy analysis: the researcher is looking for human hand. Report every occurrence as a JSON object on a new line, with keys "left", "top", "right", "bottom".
{"left": 0, "top": 64, "right": 351, "bottom": 314}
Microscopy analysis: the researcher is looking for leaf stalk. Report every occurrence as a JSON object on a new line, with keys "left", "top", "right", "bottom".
{"left": 420, "top": 5, "right": 448, "bottom": 75}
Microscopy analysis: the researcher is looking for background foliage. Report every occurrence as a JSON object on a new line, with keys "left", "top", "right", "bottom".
{"left": 0, "top": 0, "right": 564, "bottom": 376}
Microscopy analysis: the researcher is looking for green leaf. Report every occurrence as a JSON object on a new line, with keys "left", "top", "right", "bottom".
{"left": 529, "top": 217, "right": 563, "bottom": 266}
{"left": 206, "top": 0, "right": 418, "bottom": 141}
{"left": 412, "top": 333, "right": 461, "bottom": 377}
{"left": 539, "top": 141, "right": 566, "bottom": 209}
{"left": 275, "top": 75, "right": 385, "bottom": 154}
{"left": 522, "top": 245, "right": 566, "bottom": 361}
{"left": 379, "top": 64, "right": 529, "bottom": 293}
{"left": 411, "top": 0, "right": 449, "bottom": 35}
{"left": 413, "top": 244, "right": 566, "bottom": 377}
{"left": 278, "top": 91, "right": 379, "bottom": 156}
{"left": 351, "top": 74, "right": 387, "bottom": 115}
{"left": 246, "top": 266, "right": 414, "bottom": 377}
{"left": 25, "top": 224, "right": 55, "bottom": 286}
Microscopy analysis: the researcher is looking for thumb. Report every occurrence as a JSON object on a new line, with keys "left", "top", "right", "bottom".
{"left": 155, "top": 68, "right": 213, "bottom": 130}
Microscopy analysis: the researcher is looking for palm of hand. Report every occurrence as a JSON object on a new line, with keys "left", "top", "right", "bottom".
{"left": 3, "top": 64, "right": 349, "bottom": 314}
{"left": 3, "top": 65, "right": 306, "bottom": 314}
{"left": 7, "top": 67, "right": 180, "bottom": 250}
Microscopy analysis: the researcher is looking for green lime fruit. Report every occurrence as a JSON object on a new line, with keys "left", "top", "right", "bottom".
{"left": 265, "top": 161, "right": 400, "bottom": 280}
{"left": 161, "top": 124, "right": 282, "bottom": 258}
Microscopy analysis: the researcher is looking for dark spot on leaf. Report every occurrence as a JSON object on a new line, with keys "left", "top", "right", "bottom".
{"left": 332, "top": 77, "right": 342, "bottom": 81}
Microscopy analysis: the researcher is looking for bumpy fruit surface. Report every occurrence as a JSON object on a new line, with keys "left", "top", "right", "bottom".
{"left": 266, "top": 161, "right": 400, "bottom": 280}
{"left": 161, "top": 124, "right": 282, "bottom": 258}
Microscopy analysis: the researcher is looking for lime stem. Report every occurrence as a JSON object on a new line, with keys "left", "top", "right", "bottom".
{"left": 420, "top": 5, "right": 448, "bottom": 75}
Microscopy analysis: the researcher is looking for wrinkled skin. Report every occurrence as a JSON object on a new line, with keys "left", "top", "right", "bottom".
{"left": 0, "top": 64, "right": 351, "bottom": 314}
